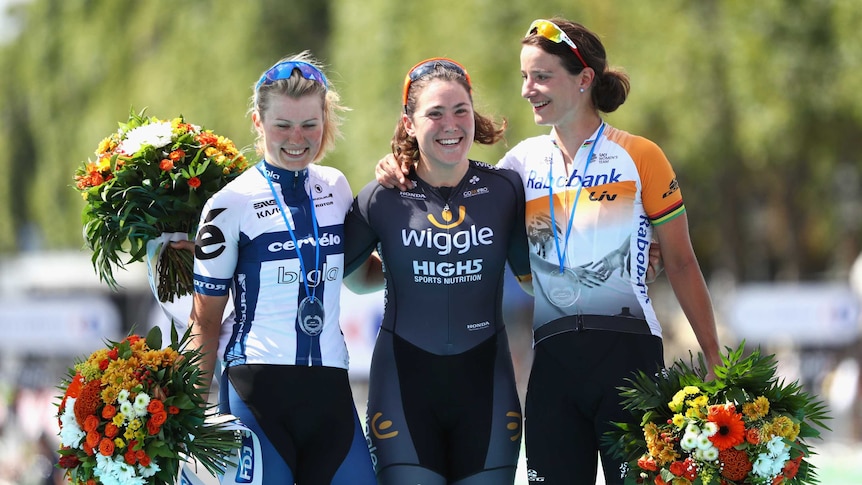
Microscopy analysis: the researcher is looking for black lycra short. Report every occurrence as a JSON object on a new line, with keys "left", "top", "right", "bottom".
{"left": 366, "top": 329, "right": 521, "bottom": 483}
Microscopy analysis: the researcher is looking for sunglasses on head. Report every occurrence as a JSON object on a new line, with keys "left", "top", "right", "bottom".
{"left": 525, "top": 19, "right": 589, "bottom": 69}
{"left": 402, "top": 57, "right": 472, "bottom": 108}
{"left": 255, "top": 61, "right": 328, "bottom": 91}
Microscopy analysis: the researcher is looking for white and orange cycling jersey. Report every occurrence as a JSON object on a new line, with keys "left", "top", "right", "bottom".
{"left": 498, "top": 123, "right": 684, "bottom": 337}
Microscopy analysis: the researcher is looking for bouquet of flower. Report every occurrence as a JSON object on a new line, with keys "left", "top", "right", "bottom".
{"left": 606, "top": 344, "right": 830, "bottom": 484}
{"left": 74, "top": 108, "right": 249, "bottom": 302}
{"left": 56, "top": 325, "right": 239, "bottom": 485}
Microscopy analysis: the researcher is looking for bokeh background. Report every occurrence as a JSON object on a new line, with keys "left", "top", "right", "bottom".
{"left": 1, "top": 0, "right": 861, "bottom": 483}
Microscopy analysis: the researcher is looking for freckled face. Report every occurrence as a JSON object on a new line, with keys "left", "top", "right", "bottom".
{"left": 253, "top": 94, "right": 324, "bottom": 171}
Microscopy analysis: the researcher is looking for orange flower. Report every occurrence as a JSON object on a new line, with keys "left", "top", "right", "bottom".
{"left": 83, "top": 414, "right": 100, "bottom": 433}
{"left": 147, "top": 419, "right": 161, "bottom": 435}
{"left": 124, "top": 448, "right": 137, "bottom": 465}
{"left": 104, "top": 422, "right": 119, "bottom": 438}
{"left": 150, "top": 409, "right": 168, "bottom": 427}
{"left": 74, "top": 379, "right": 103, "bottom": 427}
{"left": 718, "top": 447, "right": 752, "bottom": 481}
{"left": 196, "top": 132, "right": 218, "bottom": 146}
{"left": 82, "top": 441, "right": 94, "bottom": 456}
{"left": 188, "top": 176, "right": 201, "bottom": 188}
{"left": 169, "top": 149, "right": 185, "bottom": 161}
{"left": 66, "top": 374, "right": 84, "bottom": 399}
{"left": 86, "top": 430, "right": 101, "bottom": 449}
{"left": 160, "top": 159, "right": 174, "bottom": 171}
{"left": 102, "top": 403, "right": 117, "bottom": 419}
{"left": 137, "top": 451, "right": 152, "bottom": 467}
{"left": 708, "top": 405, "right": 745, "bottom": 450}
{"left": 147, "top": 399, "right": 165, "bottom": 414}
{"left": 745, "top": 426, "right": 760, "bottom": 444}
{"left": 638, "top": 455, "right": 658, "bottom": 471}
{"left": 655, "top": 476, "right": 668, "bottom": 485}
{"left": 98, "top": 437, "right": 115, "bottom": 456}
{"left": 168, "top": 405, "right": 180, "bottom": 415}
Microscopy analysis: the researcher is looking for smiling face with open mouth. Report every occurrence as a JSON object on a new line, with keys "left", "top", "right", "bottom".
{"left": 404, "top": 78, "right": 475, "bottom": 185}
{"left": 520, "top": 44, "right": 589, "bottom": 129}
{"left": 253, "top": 93, "right": 324, "bottom": 171}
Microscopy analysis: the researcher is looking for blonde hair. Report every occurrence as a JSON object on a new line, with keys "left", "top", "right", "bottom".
{"left": 249, "top": 51, "right": 349, "bottom": 163}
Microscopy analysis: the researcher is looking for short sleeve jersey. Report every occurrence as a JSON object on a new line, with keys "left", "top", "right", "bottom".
{"left": 193, "top": 161, "right": 352, "bottom": 369}
{"left": 344, "top": 160, "right": 531, "bottom": 355}
{"left": 498, "top": 124, "right": 684, "bottom": 337}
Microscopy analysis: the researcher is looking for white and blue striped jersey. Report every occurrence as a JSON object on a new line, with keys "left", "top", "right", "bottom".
{"left": 193, "top": 161, "right": 352, "bottom": 369}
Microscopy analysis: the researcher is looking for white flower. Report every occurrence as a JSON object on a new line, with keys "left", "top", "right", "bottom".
{"left": 700, "top": 446, "right": 719, "bottom": 462}
{"left": 58, "top": 397, "right": 86, "bottom": 447}
{"left": 685, "top": 423, "right": 701, "bottom": 435}
{"left": 119, "top": 122, "right": 174, "bottom": 154}
{"left": 139, "top": 460, "right": 161, "bottom": 478}
{"left": 702, "top": 421, "right": 718, "bottom": 436}
{"left": 752, "top": 453, "right": 778, "bottom": 477}
{"left": 95, "top": 455, "right": 145, "bottom": 485}
{"left": 696, "top": 432, "right": 713, "bottom": 450}
{"left": 117, "top": 389, "right": 130, "bottom": 403}
{"left": 133, "top": 392, "right": 151, "bottom": 417}
{"left": 120, "top": 400, "right": 135, "bottom": 417}
{"left": 680, "top": 432, "right": 699, "bottom": 451}
{"left": 766, "top": 436, "right": 789, "bottom": 457}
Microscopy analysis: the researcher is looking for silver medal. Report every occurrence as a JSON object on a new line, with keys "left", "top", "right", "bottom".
{"left": 298, "top": 296, "right": 325, "bottom": 336}
{"left": 545, "top": 269, "right": 581, "bottom": 307}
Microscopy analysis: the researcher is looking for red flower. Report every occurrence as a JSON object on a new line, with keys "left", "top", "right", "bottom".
{"left": 124, "top": 448, "right": 137, "bottom": 465}
{"left": 168, "top": 405, "right": 180, "bottom": 415}
{"left": 708, "top": 405, "right": 745, "bottom": 450}
{"left": 58, "top": 453, "right": 81, "bottom": 469}
{"left": 188, "top": 176, "right": 201, "bottom": 188}
{"left": 669, "top": 460, "right": 686, "bottom": 476}
{"left": 99, "top": 359, "right": 109, "bottom": 371}
{"left": 160, "top": 159, "right": 174, "bottom": 171}
{"left": 169, "top": 149, "right": 185, "bottom": 161}
{"left": 108, "top": 347, "right": 119, "bottom": 360}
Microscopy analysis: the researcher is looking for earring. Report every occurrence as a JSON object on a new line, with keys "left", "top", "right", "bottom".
{"left": 579, "top": 88, "right": 585, "bottom": 93}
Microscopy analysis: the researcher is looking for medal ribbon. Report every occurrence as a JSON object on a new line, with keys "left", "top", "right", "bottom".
{"left": 548, "top": 122, "right": 605, "bottom": 275}
{"left": 258, "top": 162, "right": 321, "bottom": 303}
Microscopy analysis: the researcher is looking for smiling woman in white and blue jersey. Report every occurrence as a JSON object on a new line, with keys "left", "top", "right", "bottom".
{"left": 187, "top": 51, "right": 376, "bottom": 485}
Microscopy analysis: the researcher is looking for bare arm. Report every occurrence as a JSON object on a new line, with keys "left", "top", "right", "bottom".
{"left": 187, "top": 292, "right": 229, "bottom": 403}
{"left": 343, "top": 252, "right": 385, "bottom": 294}
{"left": 654, "top": 214, "right": 721, "bottom": 378}
{"left": 375, "top": 153, "right": 414, "bottom": 191}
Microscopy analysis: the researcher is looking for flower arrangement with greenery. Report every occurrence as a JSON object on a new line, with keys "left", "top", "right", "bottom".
{"left": 606, "top": 343, "right": 830, "bottom": 484}
{"left": 56, "top": 326, "right": 239, "bottom": 485}
{"left": 74, "top": 108, "right": 249, "bottom": 302}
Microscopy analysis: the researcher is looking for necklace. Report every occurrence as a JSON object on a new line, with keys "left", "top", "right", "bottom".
{"left": 258, "top": 162, "right": 325, "bottom": 336}
{"left": 544, "top": 122, "right": 605, "bottom": 307}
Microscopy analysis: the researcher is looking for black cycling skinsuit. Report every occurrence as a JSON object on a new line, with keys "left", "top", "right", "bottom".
{"left": 345, "top": 160, "right": 531, "bottom": 485}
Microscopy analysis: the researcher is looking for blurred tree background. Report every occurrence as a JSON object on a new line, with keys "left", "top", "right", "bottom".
{"left": 1, "top": 0, "right": 861, "bottom": 284}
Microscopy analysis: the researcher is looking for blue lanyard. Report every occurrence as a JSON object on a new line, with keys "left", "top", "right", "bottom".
{"left": 548, "top": 122, "right": 605, "bottom": 274}
{"left": 257, "top": 162, "right": 321, "bottom": 302}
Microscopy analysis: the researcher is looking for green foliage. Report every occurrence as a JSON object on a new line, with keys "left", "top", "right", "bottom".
{"left": 606, "top": 343, "right": 830, "bottom": 484}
